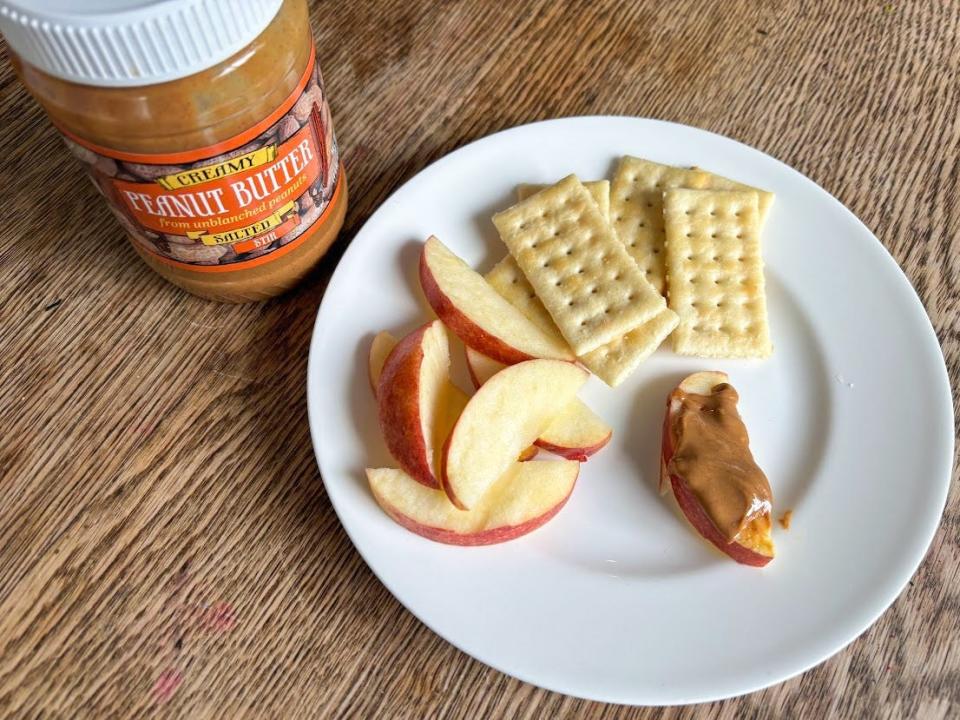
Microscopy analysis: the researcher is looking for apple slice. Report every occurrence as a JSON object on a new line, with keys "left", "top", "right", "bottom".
{"left": 464, "top": 345, "right": 504, "bottom": 387}
{"left": 368, "top": 331, "right": 397, "bottom": 397}
{"left": 465, "top": 347, "right": 612, "bottom": 461}
{"left": 536, "top": 405, "right": 613, "bottom": 462}
{"left": 419, "top": 237, "right": 574, "bottom": 364}
{"left": 370, "top": 332, "right": 535, "bottom": 463}
{"left": 518, "top": 446, "right": 539, "bottom": 461}
{"left": 442, "top": 359, "right": 588, "bottom": 509}
{"left": 378, "top": 320, "right": 466, "bottom": 489}
{"left": 367, "top": 461, "right": 578, "bottom": 545}
{"left": 660, "top": 371, "right": 774, "bottom": 567}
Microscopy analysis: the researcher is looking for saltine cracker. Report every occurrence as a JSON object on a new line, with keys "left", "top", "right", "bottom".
{"left": 486, "top": 255, "right": 677, "bottom": 386}
{"left": 694, "top": 167, "right": 775, "bottom": 225}
{"left": 609, "top": 157, "right": 712, "bottom": 294}
{"left": 517, "top": 180, "right": 611, "bottom": 221}
{"left": 493, "top": 175, "right": 666, "bottom": 355}
{"left": 663, "top": 189, "right": 772, "bottom": 358}
{"left": 578, "top": 308, "right": 679, "bottom": 386}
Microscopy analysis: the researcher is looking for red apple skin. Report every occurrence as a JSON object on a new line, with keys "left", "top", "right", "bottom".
{"left": 659, "top": 411, "right": 672, "bottom": 493}
{"left": 377, "top": 323, "right": 440, "bottom": 489}
{"left": 373, "top": 477, "right": 576, "bottom": 546}
{"left": 667, "top": 474, "right": 772, "bottom": 567}
{"left": 661, "top": 393, "right": 773, "bottom": 567}
{"left": 439, "top": 430, "right": 467, "bottom": 510}
{"left": 419, "top": 246, "right": 535, "bottom": 365}
{"left": 465, "top": 355, "right": 485, "bottom": 390}
{"left": 534, "top": 434, "right": 612, "bottom": 462}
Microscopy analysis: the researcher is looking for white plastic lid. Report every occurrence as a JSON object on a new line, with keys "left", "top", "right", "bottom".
{"left": 0, "top": 0, "right": 283, "bottom": 87}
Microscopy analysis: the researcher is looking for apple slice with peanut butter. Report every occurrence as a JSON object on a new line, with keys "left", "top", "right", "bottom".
{"left": 660, "top": 371, "right": 775, "bottom": 567}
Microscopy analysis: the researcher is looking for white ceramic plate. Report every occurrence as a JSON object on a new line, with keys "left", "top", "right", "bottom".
{"left": 306, "top": 117, "right": 953, "bottom": 705}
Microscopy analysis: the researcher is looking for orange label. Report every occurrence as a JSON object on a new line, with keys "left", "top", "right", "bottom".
{"left": 62, "top": 44, "right": 340, "bottom": 272}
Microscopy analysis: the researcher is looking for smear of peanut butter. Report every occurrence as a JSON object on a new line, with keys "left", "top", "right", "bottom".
{"left": 668, "top": 384, "right": 772, "bottom": 541}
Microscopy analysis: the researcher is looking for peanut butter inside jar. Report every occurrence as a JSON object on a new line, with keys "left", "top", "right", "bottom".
{"left": 4, "top": 0, "right": 346, "bottom": 302}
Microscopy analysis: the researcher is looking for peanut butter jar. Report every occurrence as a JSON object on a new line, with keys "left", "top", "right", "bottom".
{"left": 0, "top": 0, "right": 347, "bottom": 302}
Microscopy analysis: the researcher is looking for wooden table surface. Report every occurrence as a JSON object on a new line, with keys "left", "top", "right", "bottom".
{"left": 1, "top": 1, "right": 958, "bottom": 717}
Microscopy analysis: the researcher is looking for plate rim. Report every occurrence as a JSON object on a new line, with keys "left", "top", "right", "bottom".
{"left": 306, "top": 115, "right": 954, "bottom": 705}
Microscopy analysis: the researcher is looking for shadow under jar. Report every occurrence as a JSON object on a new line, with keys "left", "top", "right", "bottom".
{"left": 2, "top": 0, "right": 347, "bottom": 302}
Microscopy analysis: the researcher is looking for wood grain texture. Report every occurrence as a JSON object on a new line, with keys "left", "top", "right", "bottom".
{"left": 1, "top": 0, "right": 958, "bottom": 717}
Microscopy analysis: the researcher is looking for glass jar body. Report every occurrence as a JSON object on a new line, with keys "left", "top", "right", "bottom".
{"left": 14, "top": 0, "right": 347, "bottom": 302}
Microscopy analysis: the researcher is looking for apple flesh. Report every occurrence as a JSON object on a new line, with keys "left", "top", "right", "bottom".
{"left": 464, "top": 345, "right": 505, "bottom": 387}
{"left": 368, "top": 331, "right": 397, "bottom": 397}
{"left": 464, "top": 347, "right": 611, "bottom": 461}
{"left": 419, "top": 236, "right": 574, "bottom": 364}
{"left": 378, "top": 321, "right": 464, "bottom": 489}
{"left": 442, "top": 359, "right": 588, "bottom": 509}
{"left": 661, "top": 371, "right": 774, "bottom": 567}
{"left": 367, "top": 460, "right": 579, "bottom": 545}
{"left": 536, "top": 405, "right": 613, "bottom": 462}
